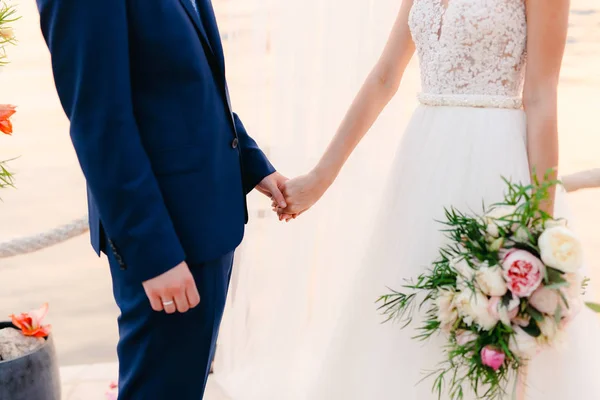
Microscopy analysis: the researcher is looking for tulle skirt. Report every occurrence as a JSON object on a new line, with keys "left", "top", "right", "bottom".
{"left": 216, "top": 105, "right": 600, "bottom": 399}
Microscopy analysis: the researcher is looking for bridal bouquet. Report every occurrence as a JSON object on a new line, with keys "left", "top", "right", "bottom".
{"left": 378, "top": 174, "right": 590, "bottom": 399}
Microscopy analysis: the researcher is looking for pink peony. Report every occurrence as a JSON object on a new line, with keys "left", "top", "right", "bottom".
{"left": 481, "top": 345, "right": 506, "bottom": 371}
{"left": 501, "top": 250, "right": 544, "bottom": 297}
{"left": 529, "top": 286, "right": 560, "bottom": 315}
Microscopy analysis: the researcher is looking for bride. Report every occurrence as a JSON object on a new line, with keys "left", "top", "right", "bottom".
{"left": 268, "top": 0, "right": 600, "bottom": 398}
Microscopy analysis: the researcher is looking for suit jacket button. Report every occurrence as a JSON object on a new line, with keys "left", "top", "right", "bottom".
{"left": 231, "top": 138, "right": 239, "bottom": 149}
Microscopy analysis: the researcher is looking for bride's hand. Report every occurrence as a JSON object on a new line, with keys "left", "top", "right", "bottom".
{"left": 275, "top": 171, "right": 329, "bottom": 219}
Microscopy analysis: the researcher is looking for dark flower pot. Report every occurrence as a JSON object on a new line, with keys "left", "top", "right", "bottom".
{"left": 0, "top": 322, "right": 61, "bottom": 400}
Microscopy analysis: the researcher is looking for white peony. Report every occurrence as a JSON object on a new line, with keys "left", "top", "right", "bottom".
{"left": 436, "top": 288, "right": 458, "bottom": 332}
{"left": 454, "top": 290, "right": 476, "bottom": 326}
{"left": 455, "top": 289, "right": 499, "bottom": 331}
{"left": 538, "top": 226, "right": 583, "bottom": 273}
{"left": 451, "top": 257, "right": 476, "bottom": 290}
{"left": 509, "top": 326, "right": 540, "bottom": 360}
{"left": 475, "top": 263, "right": 508, "bottom": 297}
{"left": 484, "top": 205, "right": 517, "bottom": 238}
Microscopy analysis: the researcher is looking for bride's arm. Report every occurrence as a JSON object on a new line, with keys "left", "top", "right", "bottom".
{"left": 523, "top": 0, "right": 570, "bottom": 213}
{"left": 309, "top": 0, "right": 415, "bottom": 187}
{"left": 280, "top": 0, "right": 416, "bottom": 216}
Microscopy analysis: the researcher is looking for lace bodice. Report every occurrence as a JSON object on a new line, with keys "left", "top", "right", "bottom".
{"left": 409, "top": 0, "right": 527, "bottom": 109}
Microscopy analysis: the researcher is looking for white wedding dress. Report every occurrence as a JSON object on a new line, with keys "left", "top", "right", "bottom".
{"left": 215, "top": 0, "right": 600, "bottom": 399}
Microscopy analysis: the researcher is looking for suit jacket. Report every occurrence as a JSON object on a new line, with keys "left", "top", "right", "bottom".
{"left": 36, "top": 0, "right": 275, "bottom": 282}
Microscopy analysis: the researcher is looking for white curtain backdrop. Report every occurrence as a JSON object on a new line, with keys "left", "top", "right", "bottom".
{"left": 211, "top": 0, "right": 419, "bottom": 397}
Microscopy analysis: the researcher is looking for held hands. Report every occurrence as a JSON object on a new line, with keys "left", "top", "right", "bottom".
{"left": 256, "top": 171, "right": 289, "bottom": 209}
{"left": 272, "top": 171, "right": 328, "bottom": 221}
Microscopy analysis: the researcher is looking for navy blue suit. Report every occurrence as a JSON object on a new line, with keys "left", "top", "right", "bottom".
{"left": 36, "top": 0, "right": 275, "bottom": 397}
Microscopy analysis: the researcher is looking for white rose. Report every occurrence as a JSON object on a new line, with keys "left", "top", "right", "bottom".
{"left": 475, "top": 263, "right": 508, "bottom": 297}
{"left": 451, "top": 257, "right": 475, "bottom": 289}
{"left": 538, "top": 226, "right": 583, "bottom": 273}
{"left": 436, "top": 288, "right": 458, "bottom": 332}
{"left": 455, "top": 289, "right": 498, "bottom": 331}
{"left": 509, "top": 326, "right": 540, "bottom": 360}
{"left": 484, "top": 205, "right": 517, "bottom": 238}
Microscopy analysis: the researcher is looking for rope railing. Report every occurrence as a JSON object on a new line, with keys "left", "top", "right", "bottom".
{"left": 0, "top": 216, "right": 89, "bottom": 258}
{"left": 0, "top": 169, "right": 598, "bottom": 258}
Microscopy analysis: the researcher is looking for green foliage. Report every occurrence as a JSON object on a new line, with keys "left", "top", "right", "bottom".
{"left": 0, "top": 159, "right": 14, "bottom": 190}
{"left": 0, "top": 2, "right": 19, "bottom": 66}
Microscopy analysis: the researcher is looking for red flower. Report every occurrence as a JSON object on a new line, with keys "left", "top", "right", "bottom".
{"left": 10, "top": 303, "right": 52, "bottom": 338}
{"left": 0, "top": 104, "right": 17, "bottom": 135}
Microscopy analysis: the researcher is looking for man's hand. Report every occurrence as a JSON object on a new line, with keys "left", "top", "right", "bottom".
{"left": 142, "top": 261, "right": 200, "bottom": 314}
{"left": 256, "top": 172, "right": 293, "bottom": 220}
{"left": 274, "top": 171, "right": 327, "bottom": 219}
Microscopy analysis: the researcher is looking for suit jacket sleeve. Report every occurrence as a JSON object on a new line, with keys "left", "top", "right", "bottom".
{"left": 37, "top": 0, "right": 185, "bottom": 281}
{"left": 233, "top": 113, "right": 276, "bottom": 194}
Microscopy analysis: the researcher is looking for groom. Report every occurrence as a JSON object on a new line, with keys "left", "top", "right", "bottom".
{"left": 36, "top": 0, "right": 287, "bottom": 398}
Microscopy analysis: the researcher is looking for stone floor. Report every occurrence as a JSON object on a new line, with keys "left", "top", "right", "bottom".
{"left": 59, "top": 363, "right": 230, "bottom": 400}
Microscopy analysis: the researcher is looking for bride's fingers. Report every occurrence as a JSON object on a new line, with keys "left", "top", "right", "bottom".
{"left": 274, "top": 206, "right": 296, "bottom": 222}
{"left": 279, "top": 213, "right": 293, "bottom": 222}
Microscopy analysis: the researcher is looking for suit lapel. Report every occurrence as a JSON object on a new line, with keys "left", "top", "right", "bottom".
{"left": 198, "top": 0, "right": 226, "bottom": 74}
{"left": 179, "top": 0, "right": 235, "bottom": 126}
{"left": 178, "top": 0, "right": 215, "bottom": 57}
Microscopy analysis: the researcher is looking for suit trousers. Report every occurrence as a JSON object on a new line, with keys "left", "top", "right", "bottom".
{"left": 107, "top": 248, "right": 234, "bottom": 399}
